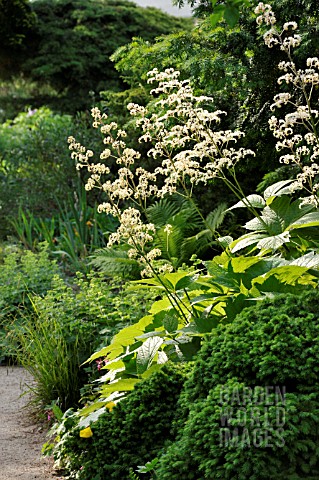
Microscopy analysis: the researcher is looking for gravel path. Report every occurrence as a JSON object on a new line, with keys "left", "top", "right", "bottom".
{"left": 0, "top": 367, "right": 57, "bottom": 480}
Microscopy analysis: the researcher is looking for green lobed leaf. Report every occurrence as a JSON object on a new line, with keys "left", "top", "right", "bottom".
{"left": 161, "top": 271, "right": 193, "bottom": 291}
{"left": 231, "top": 256, "right": 262, "bottom": 273}
{"left": 87, "top": 315, "right": 154, "bottom": 362}
{"left": 149, "top": 297, "right": 172, "bottom": 314}
{"left": 79, "top": 402, "right": 108, "bottom": 417}
{"left": 224, "top": 293, "right": 249, "bottom": 321}
{"left": 194, "top": 313, "right": 222, "bottom": 333}
{"left": 100, "top": 378, "right": 140, "bottom": 395}
{"left": 252, "top": 265, "right": 316, "bottom": 294}
{"left": 177, "top": 336, "right": 202, "bottom": 360}
{"left": 78, "top": 407, "right": 107, "bottom": 428}
{"left": 224, "top": 5, "right": 240, "bottom": 27}
{"left": 209, "top": 4, "right": 224, "bottom": 27}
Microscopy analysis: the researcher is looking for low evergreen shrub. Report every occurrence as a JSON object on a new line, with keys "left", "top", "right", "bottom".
{"left": 156, "top": 289, "right": 319, "bottom": 480}
{"left": 185, "top": 288, "right": 319, "bottom": 401}
{"left": 51, "top": 363, "right": 191, "bottom": 479}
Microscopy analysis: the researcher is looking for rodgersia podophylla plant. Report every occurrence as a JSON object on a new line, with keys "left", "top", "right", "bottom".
{"left": 255, "top": 2, "right": 319, "bottom": 206}
{"left": 68, "top": 70, "right": 255, "bottom": 278}
{"left": 130, "top": 68, "right": 254, "bottom": 197}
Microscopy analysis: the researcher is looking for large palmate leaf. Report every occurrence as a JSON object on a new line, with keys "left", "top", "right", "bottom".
{"left": 205, "top": 254, "right": 318, "bottom": 299}
{"left": 87, "top": 314, "right": 156, "bottom": 362}
{"left": 251, "top": 265, "right": 317, "bottom": 294}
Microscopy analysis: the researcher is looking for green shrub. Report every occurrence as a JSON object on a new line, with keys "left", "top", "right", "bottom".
{"left": 185, "top": 289, "right": 319, "bottom": 401}
{"left": 156, "top": 289, "right": 319, "bottom": 479}
{"left": 158, "top": 380, "right": 319, "bottom": 480}
{"left": 0, "top": 244, "right": 58, "bottom": 321}
{"left": 0, "top": 244, "right": 59, "bottom": 362}
{"left": 50, "top": 363, "right": 191, "bottom": 479}
{"left": 0, "top": 107, "right": 75, "bottom": 236}
{"left": 8, "top": 272, "right": 155, "bottom": 409}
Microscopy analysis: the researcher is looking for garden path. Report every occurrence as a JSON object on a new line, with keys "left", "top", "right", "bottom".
{"left": 0, "top": 367, "right": 57, "bottom": 480}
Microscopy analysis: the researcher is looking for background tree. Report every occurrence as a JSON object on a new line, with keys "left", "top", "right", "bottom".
{"left": 12, "top": 0, "right": 192, "bottom": 114}
{"left": 0, "top": 0, "right": 35, "bottom": 78}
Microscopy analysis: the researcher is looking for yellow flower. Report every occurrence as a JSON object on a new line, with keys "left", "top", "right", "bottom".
{"left": 106, "top": 401, "right": 116, "bottom": 412}
{"left": 80, "top": 426, "right": 93, "bottom": 438}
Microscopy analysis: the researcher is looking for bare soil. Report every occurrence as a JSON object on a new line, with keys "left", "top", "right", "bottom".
{"left": 0, "top": 367, "right": 58, "bottom": 480}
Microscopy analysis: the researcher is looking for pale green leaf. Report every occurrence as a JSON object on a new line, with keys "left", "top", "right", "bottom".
{"left": 253, "top": 265, "right": 315, "bottom": 293}
{"left": 100, "top": 378, "right": 139, "bottom": 395}
{"left": 79, "top": 402, "right": 107, "bottom": 416}
{"left": 263, "top": 180, "right": 295, "bottom": 200}
{"left": 218, "top": 235, "right": 233, "bottom": 247}
{"left": 136, "top": 336, "right": 163, "bottom": 374}
{"left": 289, "top": 211, "right": 319, "bottom": 230}
{"left": 245, "top": 206, "right": 284, "bottom": 234}
{"left": 289, "top": 251, "right": 319, "bottom": 269}
{"left": 149, "top": 297, "right": 172, "bottom": 314}
{"left": 231, "top": 256, "right": 262, "bottom": 273}
{"left": 78, "top": 407, "right": 106, "bottom": 428}
{"left": 140, "top": 363, "right": 162, "bottom": 379}
{"left": 256, "top": 232, "right": 290, "bottom": 251}
{"left": 161, "top": 271, "right": 192, "bottom": 290}
{"left": 230, "top": 233, "right": 268, "bottom": 253}
{"left": 137, "top": 331, "right": 165, "bottom": 340}
{"left": 228, "top": 194, "right": 265, "bottom": 211}
{"left": 87, "top": 315, "right": 154, "bottom": 362}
